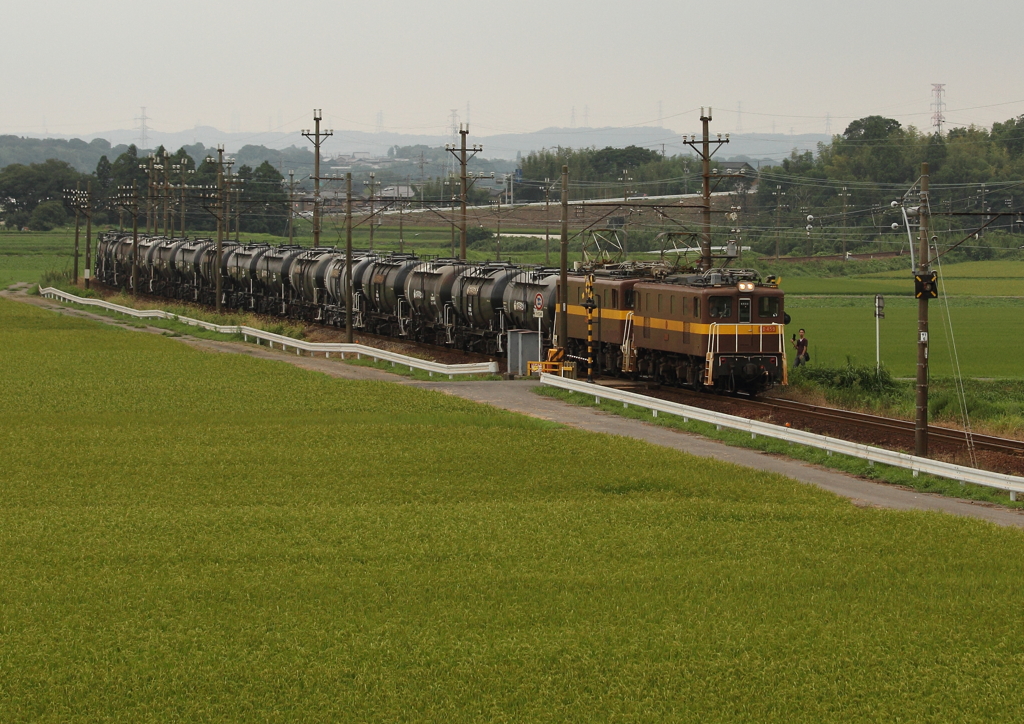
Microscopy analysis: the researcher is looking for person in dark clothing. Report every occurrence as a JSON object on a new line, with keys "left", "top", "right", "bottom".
{"left": 794, "top": 328, "right": 809, "bottom": 367}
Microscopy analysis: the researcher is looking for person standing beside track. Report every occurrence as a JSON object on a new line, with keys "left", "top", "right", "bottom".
{"left": 793, "top": 328, "right": 809, "bottom": 367}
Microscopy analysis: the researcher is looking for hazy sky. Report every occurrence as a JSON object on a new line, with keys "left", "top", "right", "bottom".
{"left": 7, "top": 0, "right": 1023, "bottom": 144}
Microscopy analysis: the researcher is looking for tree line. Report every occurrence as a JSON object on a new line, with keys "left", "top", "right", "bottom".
{"left": 0, "top": 144, "right": 290, "bottom": 234}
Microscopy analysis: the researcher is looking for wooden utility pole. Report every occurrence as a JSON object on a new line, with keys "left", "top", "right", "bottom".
{"left": 72, "top": 182, "right": 81, "bottom": 284}
{"left": 558, "top": 165, "right": 568, "bottom": 349}
{"left": 838, "top": 186, "right": 851, "bottom": 259}
{"left": 446, "top": 125, "right": 482, "bottom": 259}
{"left": 84, "top": 182, "right": 92, "bottom": 289}
{"left": 915, "top": 162, "right": 931, "bottom": 457}
{"left": 544, "top": 177, "right": 551, "bottom": 266}
{"left": 365, "top": 172, "right": 380, "bottom": 250}
{"left": 179, "top": 160, "right": 190, "bottom": 238}
{"left": 302, "top": 109, "right": 333, "bottom": 248}
{"left": 287, "top": 171, "right": 296, "bottom": 244}
{"left": 162, "top": 151, "right": 171, "bottom": 236}
{"left": 215, "top": 147, "right": 225, "bottom": 312}
{"left": 131, "top": 181, "right": 139, "bottom": 296}
{"left": 345, "top": 172, "right": 353, "bottom": 343}
{"left": 682, "top": 108, "right": 730, "bottom": 270}
{"left": 773, "top": 184, "right": 785, "bottom": 260}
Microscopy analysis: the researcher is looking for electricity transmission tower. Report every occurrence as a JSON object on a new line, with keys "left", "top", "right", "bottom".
{"left": 931, "top": 84, "right": 946, "bottom": 134}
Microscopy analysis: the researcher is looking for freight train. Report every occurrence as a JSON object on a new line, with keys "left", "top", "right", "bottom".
{"left": 94, "top": 233, "right": 788, "bottom": 394}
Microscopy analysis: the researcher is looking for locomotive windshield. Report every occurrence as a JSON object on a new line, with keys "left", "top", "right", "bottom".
{"left": 758, "top": 297, "right": 780, "bottom": 318}
{"left": 709, "top": 296, "right": 733, "bottom": 319}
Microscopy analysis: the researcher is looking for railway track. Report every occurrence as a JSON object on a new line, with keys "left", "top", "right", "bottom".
{"left": 597, "top": 381, "right": 1024, "bottom": 458}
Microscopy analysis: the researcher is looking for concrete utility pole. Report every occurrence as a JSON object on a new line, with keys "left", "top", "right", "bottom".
{"left": 302, "top": 109, "right": 333, "bottom": 248}
{"left": 915, "top": 162, "right": 931, "bottom": 457}
{"left": 446, "top": 124, "right": 482, "bottom": 259}
{"left": 558, "top": 165, "right": 569, "bottom": 349}
{"left": 345, "top": 172, "right": 354, "bottom": 343}
{"left": 682, "top": 108, "right": 730, "bottom": 270}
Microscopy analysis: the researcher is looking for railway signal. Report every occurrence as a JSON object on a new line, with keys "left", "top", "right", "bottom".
{"left": 914, "top": 270, "right": 938, "bottom": 298}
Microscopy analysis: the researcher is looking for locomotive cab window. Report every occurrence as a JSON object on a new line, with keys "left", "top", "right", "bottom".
{"left": 611, "top": 289, "right": 618, "bottom": 308}
{"left": 693, "top": 297, "right": 700, "bottom": 318}
{"left": 709, "top": 296, "right": 733, "bottom": 319}
{"left": 758, "top": 296, "right": 780, "bottom": 318}
{"left": 739, "top": 298, "right": 751, "bottom": 323}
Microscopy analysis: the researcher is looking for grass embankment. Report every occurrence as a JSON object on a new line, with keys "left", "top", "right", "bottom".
{"left": 536, "top": 384, "right": 1022, "bottom": 508}
{"left": 5, "top": 297, "right": 1024, "bottom": 721}
{"left": 785, "top": 362, "right": 1024, "bottom": 437}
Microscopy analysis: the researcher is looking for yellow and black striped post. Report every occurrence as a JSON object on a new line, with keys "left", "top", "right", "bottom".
{"left": 581, "top": 273, "right": 597, "bottom": 382}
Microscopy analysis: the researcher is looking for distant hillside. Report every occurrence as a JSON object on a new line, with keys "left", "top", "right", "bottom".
{"left": 9, "top": 125, "right": 831, "bottom": 166}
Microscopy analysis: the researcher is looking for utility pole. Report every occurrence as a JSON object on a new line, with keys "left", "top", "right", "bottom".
{"left": 915, "top": 162, "right": 931, "bottom": 457}
{"left": 773, "top": 185, "right": 785, "bottom": 260}
{"left": 345, "top": 172, "right": 354, "bottom": 343}
{"left": 544, "top": 177, "right": 551, "bottom": 266}
{"left": 446, "top": 124, "right": 482, "bottom": 259}
{"left": 364, "top": 172, "right": 381, "bottom": 250}
{"left": 140, "top": 155, "right": 156, "bottom": 233}
{"left": 72, "top": 182, "right": 81, "bottom": 284}
{"left": 683, "top": 108, "right": 730, "bottom": 270}
{"left": 302, "top": 109, "right": 333, "bottom": 248}
{"left": 84, "top": 182, "right": 92, "bottom": 289}
{"left": 838, "top": 186, "right": 851, "bottom": 258}
{"left": 287, "top": 170, "right": 296, "bottom": 244}
{"left": 113, "top": 182, "right": 141, "bottom": 296}
{"left": 161, "top": 151, "right": 171, "bottom": 236}
{"left": 558, "top": 165, "right": 568, "bottom": 349}
{"left": 215, "top": 147, "right": 225, "bottom": 311}
{"left": 177, "top": 158, "right": 192, "bottom": 238}
{"left": 399, "top": 175, "right": 408, "bottom": 253}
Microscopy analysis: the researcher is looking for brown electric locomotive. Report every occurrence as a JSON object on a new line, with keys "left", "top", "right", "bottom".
{"left": 561, "top": 267, "right": 787, "bottom": 394}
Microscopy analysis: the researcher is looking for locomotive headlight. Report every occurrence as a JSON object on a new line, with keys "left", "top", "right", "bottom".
{"left": 737, "top": 282, "right": 754, "bottom": 291}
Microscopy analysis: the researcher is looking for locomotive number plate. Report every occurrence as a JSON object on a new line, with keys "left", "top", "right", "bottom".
{"left": 762, "top": 325, "right": 778, "bottom": 333}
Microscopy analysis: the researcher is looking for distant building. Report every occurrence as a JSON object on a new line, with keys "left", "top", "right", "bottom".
{"left": 716, "top": 161, "right": 759, "bottom": 191}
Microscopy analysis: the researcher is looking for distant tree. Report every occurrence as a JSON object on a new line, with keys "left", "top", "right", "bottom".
{"left": 0, "top": 159, "right": 85, "bottom": 223}
{"left": 29, "top": 199, "right": 68, "bottom": 230}
{"left": 95, "top": 155, "right": 113, "bottom": 193}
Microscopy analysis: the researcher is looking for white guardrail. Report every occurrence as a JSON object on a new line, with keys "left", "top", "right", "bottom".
{"left": 39, "top": 287, "right": 499, "bottom": 378}
{"left": 540, "top": 373, "right": 1024, "bottom": 498}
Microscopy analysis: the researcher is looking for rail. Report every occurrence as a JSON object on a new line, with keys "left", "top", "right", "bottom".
{"left": 540, "top": 374, "right": 1024, "bottom": 498}
{"left": 38, "top": 287, "right": 500, "bottom": 378}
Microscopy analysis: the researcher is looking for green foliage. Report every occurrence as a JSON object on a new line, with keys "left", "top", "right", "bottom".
{"left": 0, "top": 158, "right": 87, "bottom": 224}
{"left": 27, "top": 199, "right": 67, "bottom": 231}
{"left": 793, "top": 358, "right": 901, "bottom": 398}
{"left": 7, "top": 298, "right": 1024, "bottom": 721}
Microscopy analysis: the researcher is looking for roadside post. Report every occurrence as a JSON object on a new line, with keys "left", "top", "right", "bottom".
{"left": 875, "top": 294, "right": 885, "bottom": 372}
{"left": 533, "top": 292, "right": 544, "bottom": 366}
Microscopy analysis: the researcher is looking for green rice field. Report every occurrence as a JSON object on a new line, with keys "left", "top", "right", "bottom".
{"left": 785, "top": 296, "right": 1020, "bottom": 377}
{"left": 4, "top": 297, "right": 1024, "bottom": 721}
